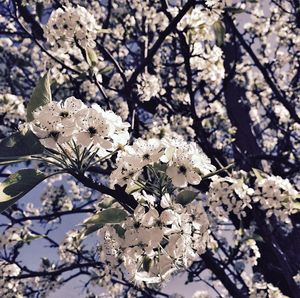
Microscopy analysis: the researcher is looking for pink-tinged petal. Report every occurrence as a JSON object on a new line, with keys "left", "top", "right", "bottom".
{"left": 30, "top": 125, "right": 48, "bottom": 138}
{"left": 166, "top": 166, "right": 177, "bottom": 178}
{"left": 172, "top": 173, "right": 187, "bottom": 188}
{"left": 41, "top": 138, "right": 57, "bottom": 149}
{"left": 93, "top": 136, "right": 113, "bottom": 150}
{"left": 147, "top": 227, "right": 163, "bottom": 247}
{"left": 61, "top": 118, "right": 75, "bottom": 129}
{"left": 141, "top": 208, "right": 159, "bottom": 227}
{"left": 76, "top": 132, "right": 92, "bottom": 147}
{"left": 38, "top": 115, "right": 60, "bottom": 128}
{"left": 61, "top": 125, "right": 75, "bottom": 138}
{"left": 75, "top": 108, "right": 95, "bottom": 129}
{"left": 57, "top": 134, "right": 72, "bottom": 144}
{"left": 161, "top": 209, "right": 176, "bottom": 225}
{"left": 91, "top": 103, "right": 104, "bottom": 114}
{"left": 186, "top": 171, "right": 201, "bottom": 185}
{"left": 64, "top": 96, "right": 85, "bottom": 112}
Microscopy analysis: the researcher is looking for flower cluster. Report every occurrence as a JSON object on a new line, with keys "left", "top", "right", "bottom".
{"left": 110, "top": 138, "right": 164, "bottom": 187}
{"left": 176, "top": 4, "right": 221, "bottom": 39}
{"left": 137, "top": 72, "right": 162, "bottom": 102}
{"left": 162, "top": 139, "right": 216, "bottom": 187}
{"left": 30, "top": 96, "right": 130, "bottom": 158}
{"left": 0, "top": 94, "right": 25, "bottom": 125}
{"left": 207, "top": 171, "right": 299, "bottom": 225}
{"left": 44, "top": 6, "right": 99, "bottom": 50}
{"left": 190, "top": 43, "right": 225, "bottom": 84}
{"left": 99, "top": 193, "right": 210, "bottom": 284}
{"left": 0, "top": 261, "right": 20, "bottom": 277}
{"left": 248, "top": 279, "right": 289, "bottom": 298}
{"left": 207, "top": 175, "right": 254, "bottom": 220}
{"left": 241, "top": 271, "right": 288, "bottom": 298}
{"left": 169, "top": 4, "right": 225, "bottom": 85}
{"left": 148, "top": 116, "right": 195, "bottom": 141}
{"left": 0, "top": 227, "right": 22, "bottom": 249}
{"left": 0, "top": 261, "right": 22, "bottom": 298}
{"left": 59, "top": 230, "right": 85, "bottom": 263}
{"left": 239, "top": 238, "right": 261, "bottom": 267}
{"left": 41, "top": 185, "right": 73, "bottom": 214}
{"left": 143, "top": 5, "right": 224, "bottom": 109}
{"left": 0, "top": 217, "right": 39, "bottom": 247}
{"left": 111, "top": 137, "right": 215, "bottom": 188}
{"left": 253, "top": 175, "right": 298, "bottom": 223}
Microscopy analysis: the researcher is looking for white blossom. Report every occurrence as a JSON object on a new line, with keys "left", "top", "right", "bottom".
{"left": 163, "top": 140, "right": 216, "bottom": 188}
{"left": 31, "top": 98, "right": 130, "bottom": 157}
{"left": 99, "top": 194, "right": 209, "bottom": 285}
{"left": 207, "top": 174, "right": 254, "bottom": 219}
{"left": 253, "top": 175, "right": 298, "bottom": 223}
{"left": 137, "top": 73, "right": 161, "bottom": 102}
{"left": 44, "top": 6, "right": 99, "bottom": 51}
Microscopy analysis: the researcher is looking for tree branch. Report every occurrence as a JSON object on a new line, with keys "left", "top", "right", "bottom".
{"left": 69, "top": 171, "right": 137, "bottom": 213}
{"left": 202, "top": 250, "right": 248, "bottom": 298}
{"left": 225, "top": 12, "right": 300, "bottom": 124}
{"left": 126, "top": 0, "right": 197, "bottom": 88}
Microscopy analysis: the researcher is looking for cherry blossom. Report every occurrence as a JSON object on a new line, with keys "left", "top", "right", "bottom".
{"left": 44, "top": 5, "right": 99, "bottom": 51}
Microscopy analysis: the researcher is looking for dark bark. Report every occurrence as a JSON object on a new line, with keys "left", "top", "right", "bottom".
{"left": 202, "top": 251, "right": 248, "bottom": 298}
{"left": 223, "top": 14, "right": 300, "bottom": 298}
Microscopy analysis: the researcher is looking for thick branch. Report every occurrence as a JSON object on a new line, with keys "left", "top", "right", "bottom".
{"left": 69, "top": 171, "right": 138, "bottom": 213}
{"left": 254, "top": 209, "right": 300, "bottom": 298}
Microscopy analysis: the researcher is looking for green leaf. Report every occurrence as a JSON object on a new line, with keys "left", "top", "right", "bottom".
{"left": 0, "top": 130, "right": 44, "bottom": 161}
{"left": 27, "top": 71, "right": 52, "bottom": 122}
{"left": 98, "top": 196, "right": 115, "bottom": 209}
{"left": 84, "top": 47, "right": 98, "bottom": 66}
{"left": 98, "top": 65, "right": 114, "bottom": 74}
{"left": 0, "top": 169, "right": 47, "bottom": 213}
{"left": 22, "top": 232, "right": 46, "bottom": 243}
{"left": 252, "top": 168, "right": 264, "bottom": 181}
{"left": 153, "top": 162, "right": 168, "bottom": 172}
{"left": 127, "top": 182, "right": 143, "bottom": 194}
{"left": 113, "top": 224, "right": 126, "bottom": 238}
{"left": 213, "top": 20, "right": 225, "bottom": 46}
{"left": 83, "top": 208, "right": 128, "bottom": 236}
{"left": 244, "top": 233, "right": 264, "bottom": 243}
{"left": 251, "top": 233, "right": 264, "bottom": 243}
{"left": 292, "top": 202, "right": 300, "bottom": 214}
{"left": 176, "top": 190, "right": 198, "bottom": 206}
